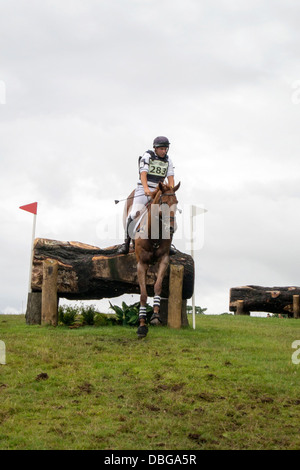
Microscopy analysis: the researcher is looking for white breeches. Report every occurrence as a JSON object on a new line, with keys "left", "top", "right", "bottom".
{"left": 128, "top": 184, "right": 152, "bottom": 220}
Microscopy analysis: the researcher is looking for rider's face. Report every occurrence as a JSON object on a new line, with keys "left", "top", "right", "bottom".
{"left": 155, "top": 146, "right": 168, "bottom": 158}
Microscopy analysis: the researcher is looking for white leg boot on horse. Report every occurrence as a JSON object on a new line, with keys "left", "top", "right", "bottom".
{"left": 150, "top": 295, "right": 162, "bottom": 325}
{"left": 137, "top": 307, "right": 148, "bottom": 339}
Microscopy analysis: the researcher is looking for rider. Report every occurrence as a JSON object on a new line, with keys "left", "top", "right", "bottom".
{"left": 117, "top": 136, "right": 177, "bottom": 255}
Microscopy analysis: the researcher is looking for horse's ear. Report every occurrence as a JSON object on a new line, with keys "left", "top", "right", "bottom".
{"left": 158, "top": 181, "right": 164, "bottom": 192}
{"left": 173, "top": 181, "right": 181, "bottom": 192}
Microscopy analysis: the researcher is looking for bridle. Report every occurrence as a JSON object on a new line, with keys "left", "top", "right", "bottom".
{"left": 158, "top": 191, "right": 178, "bottom": 206}
{"left": 150, "top": 190, "right": 178, "bottom": 237}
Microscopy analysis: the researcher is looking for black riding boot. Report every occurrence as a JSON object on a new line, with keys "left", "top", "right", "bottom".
{"left": 169, "top": 234, "right": 177, "bottom": 255}
{"left": 117, "top": 217, "right": 133, "bottom": 255}
{"left": 169, "top": 244, "right": 177, "bottom": 255}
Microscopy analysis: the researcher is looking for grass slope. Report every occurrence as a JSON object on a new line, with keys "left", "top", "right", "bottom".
{"left": 0, "top": 314, "right": 300, "bottom": 450}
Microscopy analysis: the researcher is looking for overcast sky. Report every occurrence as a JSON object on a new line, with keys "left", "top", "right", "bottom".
{"left": 1, "top": 0, "right": 300, "bottom": 315}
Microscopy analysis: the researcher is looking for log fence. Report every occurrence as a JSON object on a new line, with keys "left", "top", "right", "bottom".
{"left": 230, "top": 285, "right": 300, "bottom": 318}
{"left": 25, "top": 238, "right": 194, "bottom": 328}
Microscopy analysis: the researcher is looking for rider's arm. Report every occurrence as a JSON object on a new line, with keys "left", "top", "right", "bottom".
{"left": 167, "top": 175, "right": 175, "bottom": 188}
{"left": 166, "top": 157, "right": 174, "bottom": 187}
{"left": 140, "top": 171, "right": 152, "bottom": 196}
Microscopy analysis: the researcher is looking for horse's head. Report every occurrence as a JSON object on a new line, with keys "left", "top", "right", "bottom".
{"left": 151, "top": 182, "right": 180, "bottom": 237}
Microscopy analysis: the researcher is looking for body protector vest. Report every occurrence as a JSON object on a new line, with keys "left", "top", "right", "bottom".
{"left": 139, "top": 150, "right": 169, "bottom": 184}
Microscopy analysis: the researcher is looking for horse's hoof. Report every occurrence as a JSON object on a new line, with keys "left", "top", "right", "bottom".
{"left": 137, "top": 325, "right": 148, "bottom": 338}
{"left": 150, "top": 314, "right": 162, "bottom": 326}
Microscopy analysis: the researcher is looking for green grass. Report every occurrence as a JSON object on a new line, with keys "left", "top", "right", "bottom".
{"left": 1, "top": 314, "right": 300, "bottom": 450}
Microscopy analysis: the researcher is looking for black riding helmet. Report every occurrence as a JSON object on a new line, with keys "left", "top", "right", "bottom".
{"left": 153, "top": 136, "right": 170, "bottom": 148}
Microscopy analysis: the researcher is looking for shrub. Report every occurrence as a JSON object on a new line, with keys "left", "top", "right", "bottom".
{"left": 109, "top": 301, "right": 153, "bottom": 326}
{"left": 93, "top": 313, "right": 113, "bottom": 326}
{"left": 58, "top": 303, "right": 129, "bottom": 327}
{"left": 80, "top": 304, "right": 98, "bottom": 325}
{"left": 58, "top": 305, "right": 79, "bottom": 326}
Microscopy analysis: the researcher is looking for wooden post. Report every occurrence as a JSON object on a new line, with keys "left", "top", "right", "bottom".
{"left": 159, "top": 297, "right": 188, "bottom": 327}
{"left": 293, "top": 295, "right": 300, "bottom": 319}
{"left": 236, "top": 300, "right": 244, "bottom": 315}
{"left": 158, "top": 298, "right": 168, "bottom": 325}
{"left": 168, "top": 264, "right": 184, "bottom": 329}
{"left": 25, "top": 292, "right": 42, "bottom": 325}
{"left": 41, "top": 259, "right": 58, "bottom": 326}
{"left": 181, "top": 299, "right": 189, "bottom": 327}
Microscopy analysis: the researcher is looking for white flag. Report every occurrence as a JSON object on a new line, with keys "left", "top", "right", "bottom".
{"left": 192, "top": 205, "right": 207, "bottom": 217}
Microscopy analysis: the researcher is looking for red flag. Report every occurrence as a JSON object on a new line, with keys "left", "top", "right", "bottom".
{"left": 19, "top": 202, "right": 38, "bottom": 215}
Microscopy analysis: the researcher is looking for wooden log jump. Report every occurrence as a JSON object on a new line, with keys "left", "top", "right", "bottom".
{"left": 230, "top": 285, "right": 300, "bottom": 317}
{"left": 26, "top": 238, "right": 194, "bottom": 326}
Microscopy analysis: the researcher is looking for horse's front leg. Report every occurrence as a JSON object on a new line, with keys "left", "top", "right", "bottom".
{"left": 151, "top": 253, "right": 169, "bottom": 325}
{"left": 137, "top": 260, "right": 149, "bottom": 338}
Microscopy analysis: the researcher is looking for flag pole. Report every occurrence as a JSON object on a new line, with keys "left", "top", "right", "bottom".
{"left": 190, "top": 205, "right": 207, "bottom": 330}
{"left": 19, "top": 202, "right": 38, "bottom": 293}
{"left": 28, "top": 212, "right": 37, "bottom": 293}
{"left": 190, "top": 205, "right": 196, "bottom": 330}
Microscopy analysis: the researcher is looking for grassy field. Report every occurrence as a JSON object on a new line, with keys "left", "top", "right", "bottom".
{"left": 1, "top": 313, "right": 300, "bottom": 450}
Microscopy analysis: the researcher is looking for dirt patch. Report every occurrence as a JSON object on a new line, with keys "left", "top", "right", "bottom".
{"left": 78, "top": 382, "right": 93, "bottom": 394}
{"left": 259, "top": 395, "right": 274, "bottom": 404}
{"left": 35, "top": 372, "right": 49, "bottom": 381}
{"left": 195, "top": 392, "right": 215, "bottom": 402}
{"left": 147, "top": 404, "right": 160, "bottom": 412}
{"left": 155, "top": 383, "right": 185, "bottom": 392}
{"left": 188, "top": 433, "right": 207, "bottom": 444}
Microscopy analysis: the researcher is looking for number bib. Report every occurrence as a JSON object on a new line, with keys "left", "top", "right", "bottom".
{"left": 148, "top": 158, "right": 168, "bottom": 178}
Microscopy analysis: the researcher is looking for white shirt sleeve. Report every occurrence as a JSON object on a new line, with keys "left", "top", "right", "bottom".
{"left": 167, "top": 157, "right": 174, "bottom": 177}
{"left": 139, "top": 152, "right": 150, "bottom": 174}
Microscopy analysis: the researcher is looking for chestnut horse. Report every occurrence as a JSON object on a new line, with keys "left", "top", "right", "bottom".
{"left": 124, "top": 181, "right": 180, "bottom": 338}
